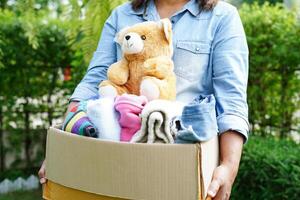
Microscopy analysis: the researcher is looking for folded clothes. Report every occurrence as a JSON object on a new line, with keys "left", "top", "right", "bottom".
{"left": 87, "top": 98, "right": 121, "bottom": 141}
{"left": 114, "top": 94, "right": 148, "bottom": 142}
{"left": 172, "top": 94, "right": 218, "bottom": 143}
{"left": 62, "top": 101, "right": 98, "bottom": 138}
{"left": 130, "top": 100, "right": 185, "bottom": 144}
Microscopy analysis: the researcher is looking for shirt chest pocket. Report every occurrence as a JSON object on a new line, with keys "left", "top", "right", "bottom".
{"left": 173, "top": 41, "right": 211, "bottom": 82}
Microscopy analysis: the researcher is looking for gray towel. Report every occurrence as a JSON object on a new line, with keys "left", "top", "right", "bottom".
{"left": 130, "top": 100, "right": 185, "bottom": 143}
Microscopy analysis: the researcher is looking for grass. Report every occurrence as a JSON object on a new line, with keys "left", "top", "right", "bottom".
{"left": 0, "top": 189, "right": 42, "bottom": 200}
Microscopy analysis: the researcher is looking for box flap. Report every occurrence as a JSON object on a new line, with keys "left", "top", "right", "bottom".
{"left": 46, "top": 127, "right": 207, "bottom": 200}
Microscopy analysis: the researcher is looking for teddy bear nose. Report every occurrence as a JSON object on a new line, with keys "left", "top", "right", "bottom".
{"left": 125, "top": 35, "right": 131, "bottom": 40}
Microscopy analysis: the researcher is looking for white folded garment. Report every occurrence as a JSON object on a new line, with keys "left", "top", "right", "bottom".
{"left": 130, "top": 100, "right": 185, "bottom": 143}
{"left": 87, "top": 98, "right": 121, "bottom": 141}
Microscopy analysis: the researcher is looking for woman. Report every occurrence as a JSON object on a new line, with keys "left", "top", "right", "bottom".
{"left": 39, "top": 0, "right": 249, "bottom": 199}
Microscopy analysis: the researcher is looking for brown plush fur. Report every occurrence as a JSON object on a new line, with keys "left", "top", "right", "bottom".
{"left": 100, "top": 19, "right": 176, "bottom": 100}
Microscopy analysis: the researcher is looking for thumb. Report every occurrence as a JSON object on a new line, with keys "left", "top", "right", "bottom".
{"left": 207, "top": 167, "right": 224, "bottom": 198}
{"left": 207, "top": 178, "right": 222, "bottom": 198}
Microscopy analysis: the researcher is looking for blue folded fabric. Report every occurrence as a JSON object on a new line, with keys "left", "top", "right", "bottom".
{"left": 173, "top": 94, "right": 218, "bottom": 143}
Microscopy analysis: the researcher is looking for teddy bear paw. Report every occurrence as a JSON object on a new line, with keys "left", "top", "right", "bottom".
{"left": 99, "top": 85, "right": 118, "bottom": 98}
{"left": 140, "top": 79, "right": 160, "bottom": 101}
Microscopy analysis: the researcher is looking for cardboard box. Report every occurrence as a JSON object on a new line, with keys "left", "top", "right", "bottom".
{"left": 43, "top": 127, "right": 219, "bottom": 200}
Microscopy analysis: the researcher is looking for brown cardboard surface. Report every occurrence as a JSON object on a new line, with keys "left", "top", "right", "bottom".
{"left": 45, "top": 127, "right": 219, "bottom": 200}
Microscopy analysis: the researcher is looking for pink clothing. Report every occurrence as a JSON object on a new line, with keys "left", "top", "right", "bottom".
{"left": 114, "top": 94, "right": 148, "bottom": 142}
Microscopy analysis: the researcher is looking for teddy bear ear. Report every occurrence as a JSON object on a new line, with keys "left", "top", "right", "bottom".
{"left": 114, "top": 26, "right": 129, "bottom": 45}
{"left": 159, "top": 18, "right": 173, "bottom": 55}
{"left": 159, "top": 18, "right": 172, "bottom": 45}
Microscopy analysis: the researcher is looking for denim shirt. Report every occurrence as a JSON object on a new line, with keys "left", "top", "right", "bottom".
{"left": 70, "top": 0, "right": 250, "bottom": 141}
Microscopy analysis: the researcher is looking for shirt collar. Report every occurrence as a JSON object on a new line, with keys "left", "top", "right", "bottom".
{"left": 128, "top": 0, "right": 201, "bottom": 18}
{"left": 184, "top": 0, "right": 201, "bottom": 17}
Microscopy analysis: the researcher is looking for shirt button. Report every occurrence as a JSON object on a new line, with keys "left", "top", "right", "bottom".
{"left": 196, "top": 47, "right": 200, "bottom": 51}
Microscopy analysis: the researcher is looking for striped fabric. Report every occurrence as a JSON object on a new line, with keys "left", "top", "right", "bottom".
{"left": 62, "top": 101, "right": 98, "bottom": 138}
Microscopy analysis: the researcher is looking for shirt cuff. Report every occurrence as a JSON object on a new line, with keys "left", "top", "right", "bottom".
{"left": 69, "top": 82, "right": 98, "bottom": 102}
{"left": 217, "top": 114, "right": 249, "bottom": 143}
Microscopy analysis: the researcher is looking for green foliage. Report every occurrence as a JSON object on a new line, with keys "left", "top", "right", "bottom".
{"left": 69, "top": 0, "right": 126, "bottom": 64}
{"left": 239, "top": 3, "right": 300, "bottom": 136}
{"left": 0, "top": 0, "right": 128, "bottom": 172}
{"left": 0, "top": 167, "right": 40, "bottom": 182}
{"left": 0, "top": 8, "right": 73, "bottom": 170}
{"left": 232, "top": 136, "right": 300, "bottom": 200}
{"left": 0, "top": 0, "right": 65, "bottom": 14}
{"left": 0, "top": 189, "right": 41, "bottom": 200}
{"left": 228, "top": 0, "right": 283, "bottom": 7}
{"left": 0, "top": 0, "right": 8, "bottom": 9}
{"left": 242, "top": 0, "right": 283, "bottom": 5}
{"left": 63, "top": 0, "right": 128, "bottom": 90}
{"left": 0, "top": 39, "right": 3, "bottom": 69}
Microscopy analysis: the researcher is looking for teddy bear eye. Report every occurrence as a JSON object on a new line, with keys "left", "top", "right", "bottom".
{"left": 141, "top": 35, "right": 146, "bottom": 40}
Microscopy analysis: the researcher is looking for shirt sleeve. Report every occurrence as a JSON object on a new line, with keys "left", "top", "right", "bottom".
{"left": 70, "top": 10, "right": 118, "bottom": 102}
{"left": 212, "top": 7, "right": 250, "bottom": 142}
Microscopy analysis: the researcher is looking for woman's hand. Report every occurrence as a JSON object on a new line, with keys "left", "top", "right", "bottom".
{"left": 206, "top": 163, "right": 238, "bottom": 200}
{"left": 66, "top": 101, "right": 80, "bottom": 114}
{"left": 207, "top": 131, "right": 244, "bottom": 200}
{"left": 38, "top": 160, "right": 47, "bottom": 184}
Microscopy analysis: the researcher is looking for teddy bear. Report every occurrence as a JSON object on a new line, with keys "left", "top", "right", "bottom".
{"left": 99, "top": 19, "right": 176, "bottom": 101}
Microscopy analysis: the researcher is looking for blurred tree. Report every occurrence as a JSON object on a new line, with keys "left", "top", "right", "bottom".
{"left": 240, "top": 3, "right": 300, "bottom": 137}
{"left": 60, "top": 0, "right": 127, "bottom": 92}
{"left": 0, "top": 0, "right": 8, "bottom": 9}
{"left": 0, "top": 0, "right": 63, "bottom": 12}
{"left": 0, "top": 98, "right": 3, "bottom": 172}
{"left": 0, "top": 9, "right": 73, "bottom": 170}
{"left": 0, "top": 0, "right": 128, "bottom": 172}
{"left": 68, "top": 0, "right": 126, "bottom": 64}
{"left": 245, "top": 0, "right": 283, "bottom": 4}
{"left": 227, "top": 0, "right": 283, "bottom": 7}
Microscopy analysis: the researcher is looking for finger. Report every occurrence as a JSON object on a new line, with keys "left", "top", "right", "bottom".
{"left": 207, "top": 166, "right": 226, "bottom": 198}
{"left": 205, "top": 196, "right": 212, "bottom": 200}
{"left": 40, "top": 177, "right": 47, "bottom": 184}
{"left": 38, "top": 166, "right": 45, "bottom": 178}
{"left": 38, "top": 170, "right": 44, "bottom": 179}
{"left": 213, "top": 185, "right": 231, "bottom": 200}
{"left": 207, "top": 178, "right": 222, "bottom": 198}
{"left": 38, "top": 169, "right": 47, "bottom": 184}
{"left": 38, "top": 161, "right": 47, "bottom": 184}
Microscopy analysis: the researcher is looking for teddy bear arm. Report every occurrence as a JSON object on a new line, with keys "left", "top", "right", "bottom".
{"left": 143, "top": 56, "right": 174, "bottom": 79}
{"left": 107, "top": 60, "right": 129, "bottom": 85}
